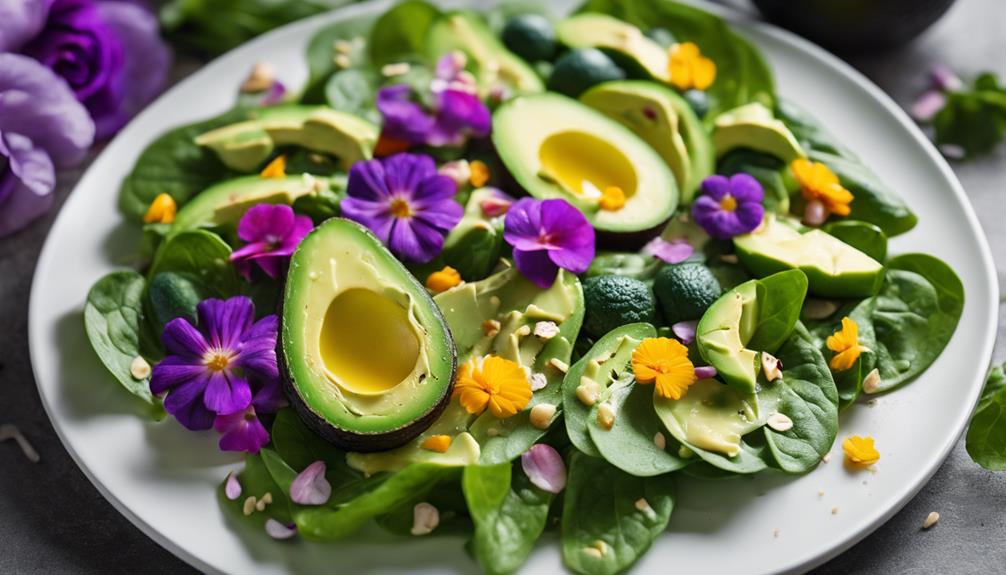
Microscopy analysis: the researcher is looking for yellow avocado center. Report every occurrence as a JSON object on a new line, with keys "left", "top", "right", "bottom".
{"left": 538, "top": 131, "right": 638, "bottom": 199}
{"left": 319, "top": 288, "right": 420, "bottom": 395}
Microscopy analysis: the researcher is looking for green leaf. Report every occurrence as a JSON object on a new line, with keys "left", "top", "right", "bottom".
{"left": 375, "top": 476, "right": 471, "bottom": 536}
{"left": 561, "top": 452, "right": 675, "bottom": 575}
{"left": 463, "top": 463, "right": 552, "bottom": 575}
{"left": 367, "top": 0, "right": 442, "bottom": 66}
{"left": 749, "top": 269, "right": 808, "bottom": 354}
{"left": 824, "top": 220, "right": 888, "bottom": 262}
{"left": 966, "top": 363, "right": 1006, "bottom": 470}
{"left": 148, "top": 230, "right": 242, "bottom": 297}
{"left": 147, "top": 271, "right": 208, "bottom": 328}
{"left": 932, "top": 72, "right": 1006, "bottom": 159}
{"left": 218, "top": 452, "right": 292, "bottom": 527}
{"left": 303, "top": 15, "right": 378, "bottom": 104}
{"left": 586, "top": 252, "right": 664, "bottom": 283}
{"left": 83, "top": 271, "right": 162, "bottom": 412}
{"left": 323, "top": 68, "right": 381, "bottom": 123}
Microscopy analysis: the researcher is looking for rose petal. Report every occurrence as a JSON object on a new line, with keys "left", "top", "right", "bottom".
{"left": 224, "top": 471, "right": 242, "bottom": 500}
{"left": 0, "top": 0, "right": 49, "bottom": 52}
{"left": 290, "top": 460, "right": 331, "bottom": 506}
{"left": 671, "top": 321, "right": 698, "bottom": 345}
{"left": 520, "top": 444, "right": 566, "bottom": 494}
{"left": 0, "top": 131, "right": 56, "bottom": 236}
{"left": 264, "top": 519, "right": 297, "bottom": 540}
{"left": 694, "top": 365, "right": 718, "bottom": 379}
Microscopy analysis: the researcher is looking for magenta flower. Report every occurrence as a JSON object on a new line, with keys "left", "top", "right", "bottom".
{"left": 503, "top": 198, "right": 595, "bottom": 288}
{"left": 150, "top": 297, "right": 281, "bottom": 434}
{"left": 691, "top": 174, "right": 765, "bottom": 240}
{"left": 341, "top": 153, "right": 463, "bottom": 263}
{"left": 230, "top": 204, "right": 313, "bottom": 280}
{"left": 214, "top": 404, "right": 269, "bottom": 454}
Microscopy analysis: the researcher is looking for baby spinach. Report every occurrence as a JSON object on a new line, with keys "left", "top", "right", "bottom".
{"left": 463, "top": 463, "right": 553, "bottom": 575}
{"left": 749, "top": 269, "right": 808, "bottom": 354}
{"left": 84, "top": 271, "right": 162, "bottom": 412}
{"left": 303, "top": 14, "right": 378, "bottom": 104}
{"left": 219, "top": 451, "right": 292, "bottom": 528}
{"left": 367, "top": 0, "right": 442, "bottom": 66}
{"left": 932, "top": 72, "right": 1006, "bottom": 159}
{"left": 270, "top": 409, "right": 361, "bottom": 484}
{"left": 966, "top": 362, "right": 1006, "bottom": 470}
{"left": 824, "top": 220, "right": 888, "bottom": 262}
{"left": 324, "top": 69, "right": 381, "bottom": 124}
{"left": 147, "top": 271, "right": 208, "bottom": 328}
{"left": 561, "top": 452, "right": 675, "bottom": 575}
{"left": 376, "top": 477, "right": 471, "bottom": 536}
{"left": 148, "top": 230, "right": 242, "bottom": 298}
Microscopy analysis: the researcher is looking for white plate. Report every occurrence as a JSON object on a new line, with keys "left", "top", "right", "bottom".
{"left": 29, "top": 0, "right": 998, "bottom": 573}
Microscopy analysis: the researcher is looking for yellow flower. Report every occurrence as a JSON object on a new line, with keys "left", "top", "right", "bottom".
{"left": 826, "top": 317, "right": 867, "bottom": 371}
{"left": 668, "top": 42, "right": 716, "bottom": 91}
{"left": 260, "top": 155, "right": 287, "bottom": 179}
{"left": 453, "top": 355, "right": 532, "bottom": 418}
{"left": 421, "top": 435, "right": 452, "bottom": 453}
{"left": 631, "top": 337, "right": 697, "bottom": 400}
{"left": 469, "top": 160, "right": 490, "bottom": 188}
{"left": 426, "top": 266, "right": 462, "bottom": 293}
{"left": 599, "top": 186, "right": 626, "bottom": 211}
{"left": 143, "top": 193, "right": 177, "bottom": 224}
{"left": 842, "top": 435, "right": 880, "bottom": 466}
{"left": 791, "top": 159, "right": 853, "bottom": 218}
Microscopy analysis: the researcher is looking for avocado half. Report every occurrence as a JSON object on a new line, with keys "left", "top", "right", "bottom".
{"left": 280, "top": 218, "right": 457, "bottom": 451}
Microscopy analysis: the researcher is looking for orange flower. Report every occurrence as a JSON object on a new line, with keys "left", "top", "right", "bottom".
{"left": 421, "top": 435, "right": 452, "bottom": 453}
{"left": 453, "top": 355, "right": 532, "bottom": 418}
{"left": 143, "top": 193, "right": 177, "bottom": 224}
{"left": 259, "top": 155, "right": 286, "bottom": 179}
{"left": 426, "top": 266, "right": 462, "bottom": 293}
{"left": 668, "top": 42, "right": 716, "bottom": 91}
{"left": 599, "top": 186, "right": 626, "bottom": 211}
{"left": 826, "top": 317, "right": 867, "bottom": 371}
{"left": 842, "top": 435, "right": 880, "bottom": 466}
{"left": 469, "top": 160, "right": 491, "bottom": 188}
{"left": 791, "top": 159, "right": 853, "bottom": 219}
{"left": 631, "top": 337, "right": 697, "bottom": 400}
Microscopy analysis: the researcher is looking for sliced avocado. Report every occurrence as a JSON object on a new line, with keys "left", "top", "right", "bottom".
{"left": 734, "top": 216, "right": 885, "bottom": 297}
{"left": 280, "top": 218, "right": 457, "bottom": 451}
{"left": 581, "top": 80, "right": 713, "bottom": 202}
{"left": 195, "top": 106, "right": 378, "bottom": 172}
{"left": 696, "top": 280, "right": 760, "bottom": 393}
{"left": 170, "top": 175, "right": 328, "bottom": 233}
{"left": 492, "top": 93, "right": 677, "bottom": 238}
{"left": 427, "top": 11, "right": 544, "bottom": 94}
{"left": 713, "top": 103, "right": 805, "bottom": 162}
{"left": 555, "top": 13, "right": 669, "bottom": 82}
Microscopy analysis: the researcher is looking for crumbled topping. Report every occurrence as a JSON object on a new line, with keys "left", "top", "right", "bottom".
{"left": 243, "top": 496, "right": 257, "bottom": 516}
{"left": 767, "top": 412, "right": 793, "bottom": 432}
{"left": 411, "top": 502, "right": 440, "bottom": 536}
{"left": 381, "top": 62, "right": 411, "bottom": 77}
{"left": 653, "top": 431, "right": 666, "bottom": 450}
{"left": 240, "top": 62, "right": 275, "bottom": 93}
{"left": 922, "top": 511, "right": 940, "bottom": 529}
{"left": 482, "top": 319, "right": 501, "bottom": 338}
{"left": 596, "top": 403, "right": 616, "bottom": 430}
{"left": 533, "top": 321, "right": 560, "bottom": 340}
{"left": 576, "top": 379, "right": 600, "bottom": 406}
{"left": 548, "top": 358, "right": 569, "bottom": 374}
{"left": 761, "top": 352, "right": 782, "bottom": 382}
{"left": 529, "top": 372, "right": 548, "bottom": 391}
{"left": 129, "top": 356, "right": 151, "bottom": 380}
{"left": 530, "top": 403, "right": 557, "bottom": 430}
{"left": 862, "top": 368, "right": 882, "bottom": 394}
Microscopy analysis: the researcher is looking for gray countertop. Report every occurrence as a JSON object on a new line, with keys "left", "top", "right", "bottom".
{"left": 2, "top": 0, "right": 1005, "bottom": 573}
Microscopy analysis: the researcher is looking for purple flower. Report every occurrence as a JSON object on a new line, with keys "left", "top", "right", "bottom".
{"left": 0, "top": 0, "right": 50, "bottom": 52}
{"left": 0, "top": 53, "right": 94, "bottom": 236}
{"left": 521, "top": 444, "right": 566, "bottom": 494}
{"left": 691, "top": 174, "right": 765, "bottom": 240}
{"left": 230, "top": 204, "right": 313, "bottom": 280}
{"left": 503, "top": 198, "right": 595, "bottom": 289}
{"left": 150, "top": 297, "right": 281, "bottom": 432}
{"left": 642, "top": 236, "right": 694, "bottom": 264}
{"left": 214, "top": 404, "right": 269, "bottom": 454}
{"left": 341, "top": 153, "right": 463, "bottom": 263}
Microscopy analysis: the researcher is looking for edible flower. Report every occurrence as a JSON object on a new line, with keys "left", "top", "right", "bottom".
{"left": 421, "top": 435, "right": 453, "bottom": 453}
{"left": 453, "top": 355, "right": 532, "bottom": 419}
{"left": 230, "top": 204, "right": 313, "bottom": 280}
{"left": 478, "top": 188, "right": 514, "bottom": 218}
{"left": 150, "top": 297, "right": 281, "bottom": 442}
{"left": 631, "top": 337, "right": 697, "bottom": 400}
{"left": 290, "top": 460, "right": 331, "bottom": 505}
{"left": 691, "top": 173, "right": 765, "bottom": 240}
{"left": 213, "top": 401, "right": 270, "bottom": 454}
{"left": 599, "top": 186, "right": 626, "bottom": 211}
{"left": 668, "top": 42, "right": 716, "bottom": 91}
{"left": 469, "top": 160, "right": 490, "bottom": 188}
{"left": 842, "top": 435, "right": 880, "bottom": 466}
{"left": 642, "top": 236, "right": 694, "bottom": 264}
{"left": 143, "top": 193, "right": 176, "bottom": 224}
{"left": 521, "top": 444, "right": 567, "bottom": 494}
{"left": 259, "top": 155, "right": 286, "bottom": 179}
{"left": 265, "top": 519, "right": 297, "bottom": 540}
{"left": 341, "top": 153, "right": 463, "bottom": 263}
{"left": 790, "top": 159, "right": 853, "bottom": 226}
{"left": 426, "top": 266, "right": 462, "bottom": 293}
{"left": 826, "top": 316, "right": 867, "bottom": 371}
{"left": 503, "top": 198, "right": 595, "bottom": 288}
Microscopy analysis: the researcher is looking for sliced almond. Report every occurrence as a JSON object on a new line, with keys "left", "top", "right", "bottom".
{"left": 529, "top": 372, "right": 548, "bottom": 391}
{"left": 129, "top": 356, "right": 151, "bottom": 380}
{"left": 922, "top": 511, "right": 940, "bottom": 529}
{"left": 653, "top": 431, "right": 666, "bottom": 450}
{"left": 411, "top": 502, "right": 439, "bottom": 536}
{"left": 530, "top": 403, "right": 557, "bottom": 430}
{"left": 862, "top": 368, "right": 882, "bottom": 394}
{"left": 534, "top": 321, "right": 560, "bottom": 340}
{"left": 548, "top": 358, "right": 569, "bottom": 374}
{"left": 767, "top": 412, "right": 793, "bottom": 432}
{"left": 576, "top": 379, "right": 601, "bottom": 406}
{"left": 761, "top": 352, "right": 782, "bottom": 382}
{"left": 596, "top": 403, "right": 616, "bottom": 430}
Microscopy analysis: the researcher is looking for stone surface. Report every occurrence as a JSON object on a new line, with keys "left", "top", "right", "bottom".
{"left": 1, "top": 1, "right": 1005, "bottom": 573}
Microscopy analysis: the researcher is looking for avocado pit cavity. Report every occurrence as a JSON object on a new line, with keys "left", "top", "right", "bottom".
{"left": 538, "top": 130, "right": 637, "bottom": 200}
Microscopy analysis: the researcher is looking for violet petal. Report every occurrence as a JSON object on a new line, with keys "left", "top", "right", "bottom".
{"left": 521, "top": 444, "right": 567, "bottom": 494}
{"left": 0, "top": 131, "right": 56, "bottom": 237}
{"left": 671, "top": 320, "right": 698, "bottom": 345}
{"left": 694, "top": 365, "right": 718, "bottom": 380}
{"left": 0, "top": 0, "right": 50, "bottom": 52}
{"left": 643, "top": 237, "right": 694, "bottom": 264}
{"left": 290, "top": 460, "right": 331, "bottom": 506}
{"left": 224, "top": 471, "right": 242, "bottom": 500}
{"left": 264, "top": 519, "right": 297, "bottom": 540}
{"left": 910, "top": 90, "right": 946, "bottom": 123}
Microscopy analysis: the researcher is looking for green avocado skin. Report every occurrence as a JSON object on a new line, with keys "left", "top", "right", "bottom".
{"left": 582, "top": 275, "right": 657, "bottom": 338}
{"left": 547, "top": 48, "right": 625, "bottom": 98}
{"left": 501, "top": 14, "right": 557, "bottom": 63}
{"left": 653, "top": 263, "right": 723, "bottom": 325}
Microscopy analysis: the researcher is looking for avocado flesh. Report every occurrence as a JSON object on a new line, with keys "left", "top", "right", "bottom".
{"left": 492, "top": 93, "right": 678, "bottom": 237}
{"left": 281, "top": 218, "right": 457, "bottom": 451}
{"left": 556, "top": 13, "right": 669, "bottom": 82}
{"left": 427, "top": 11, "right": 544, "bottom": 94}
{"left": 713, "top": 103, "right": 805, "bottom": 162}
{"left": 581, "top": 80, "right": 713, "bottom": 202}
{"left": 734, "top": 217, "right": 885, "bottom": 297}
{"left": 195, "top": 105, "right": 378, "bottom": 172}
{"left": 696, "top": 280, "right": 760, "bottom": 394}
{"left": 170, "top": 175, "right": 327, "bottom": 233}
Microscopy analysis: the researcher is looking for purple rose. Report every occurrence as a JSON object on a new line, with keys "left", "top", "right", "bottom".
{"left": 0, "top": 0, "right": 51, "bottom": 52}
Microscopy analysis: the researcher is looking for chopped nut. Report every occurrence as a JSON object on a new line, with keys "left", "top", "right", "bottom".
{"left": 482, "top": 319, "right": 501, "bottom": 338}
{"left": 719, "top": 254, "right": 739, "bottom": 264}
{"left": 411, "top": 502, "right": 439, "bottom": 536}
{"left": 534, "top": 321, "right": 560, "bottom": 340}
{"left": 653, "top": 431, "right": 666, "bottom": 450}
{"left": 634, "top": 498, "right": 653, "bottom": 514}
{"left": 767, "top": 412, "right": 793, "bottom": 432}
{"left": 333, "top": 39, "right": 352, "bottom": 54}
{"left": 590, "top": 540, "right": 608, "bottom": 556}
{"left": 761, "top": 352, "right": 782, "bottom": 382}
{"left": 486, "top": 427, "right": 500, "bottom": 437}
{"left": 129, "top": 356, "right": 151, "bottom": 380}
{"left": 240, "top": 62, "right": 275, "bottom": 93}
{"left": 862, "top": 368, "right": 882, "bottom": 394}
{"left": 548, "top": 358, "right": 569, "bottom": 373}
{"left": 334, "top": 54, "right": 351, "bottom": 69}
{"left": 803, "top": 298, "right": 840, "bottom": 320}
{"left": 530, "top": 403, "right": 557, "bottom": 430}
{"left": 529, "top": 372, "right": 548, "bottom": 391}
{"left": 261, "top": 492, "right": 273, "bottom": 505}
{"left": 515, "top": 325, "right": 532, "bottom": 337}
{"left": 576, "top": 379, "right": 601, "bottom": 406}
{"left": 596, "top": 403, "right": 616, "bottom": 430}
{"left": 818, "top": 490, "right": 825, "bottom": 497}
{"left": 381, "top": 62, "right": 411, "bottom": 77}
{"left": 243, "top": 496, "right": 257, "bottom": 516}
{"left": 822, "top": 452, "right": 831, "bottom": 463}
{"left": 922, "top": 511, "right": 940, "bottom": 529}
{"left": 831, "top": 507, "right": 840, "bottom": 515}
{"left": 582, "top": 547, "right": 603, "bottom": 559}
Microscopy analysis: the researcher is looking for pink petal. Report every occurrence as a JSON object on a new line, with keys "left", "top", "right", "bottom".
{"left": 930, "top": 64, "right": 962, "bottom": 92}
{"left": 224, "top": 471, "right": 242, "bottom": 500}
{"left": 643, "top": 237, "right": 694, "bottom": 264}
{"left": 265, "top": 519, "right": 297, "bottom": 540}
{"left": 940, "top": 144, "right": 965, "bottom": 160}
{"left": 290, "top": 460, "right": 331, "bottom": 505}
{"left": 671, "top": 321, "right": 698, "bottom": 345}
{"left": 910, "top": 90, "right": 946, "bottom": 122}
{"left": 521, "top": 444, "right": 566, "bottom": 494}
{"left": 694, "top": 365, "right": 718, "bottom": 379}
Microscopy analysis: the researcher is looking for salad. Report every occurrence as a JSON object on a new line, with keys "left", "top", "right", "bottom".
{"left": 82, "top": 0, "right": 966, "bottom": 573}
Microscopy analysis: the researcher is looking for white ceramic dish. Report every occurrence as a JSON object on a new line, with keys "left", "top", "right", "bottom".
{"left": 29, "top": 0, "right": 997, "bottom": 573}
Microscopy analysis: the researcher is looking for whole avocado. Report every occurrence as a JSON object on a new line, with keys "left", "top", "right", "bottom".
{"left": 582, "top": 274, "right": 656, "bottom": 338}
{"left": 502, "top": 14, "right": 557, "bottom": 62}
{"left": 546, "top": 48, "right": 625, "bottom": 98}
{"left": 653, "top": 262, "right": 722, "bottom": 324}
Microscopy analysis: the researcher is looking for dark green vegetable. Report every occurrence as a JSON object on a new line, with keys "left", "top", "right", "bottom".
{"left": 932, "top": 72, "right": 1006, "bottom": 159}
{"left": 652, "top": 262, "right": 722, "bottom": 325}
{"left": 748, "top": 269, "right": 808, "bottom": 354}
{"left": 147, "top": 271, "right": 207, "bottom": 328}
{"left": 323, "top": 69, "right": 381, "bottom": 124}
{"left": 586, "top": 252, "right": 664, "bottom": 282}
{"left": 966, "top": 362, "right": 1006, "bottom": 470}
{"left": 717, "top": 148, "right": 792, "bottom": 214}
{"left": 546, "top": 48, "right": 625, "bottom": 98}
{"left": 824, "top": 220, "right": 888, "bottom": 262}
{"left": 219, "top": 451, "right": 292, "bottom": 527}
{"left": 682, "top": 89, "right": 710, "bottom": 118}
{"left": 502, "top": 14, "right": 557, "bottom": 62}
{"left": 303, "top": 14, "right": 378, "bottom": 104}
{"left": 148, "top": 230, "right": 242, "bottom": 298}
{"left": 582, "top": 275, "right": 657, "bottom": 338}
{"left": 367, "top": 0, "right": 442, "bottom": 65}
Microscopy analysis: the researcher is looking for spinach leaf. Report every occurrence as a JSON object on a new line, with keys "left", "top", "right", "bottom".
{"left": 147, "top": 271, "right": 208, "bottom": 328}
{"left": 148, "top": 230, "right": 242, "bottom": 298}
{"left": 561, "top": 452, "right": 675, "bottom": 575}
{"left": 824, "top": 220, "right": 888, "bottom": 262}
{"left": 932, "top": 72, "right": 1006, "bottom": 159}
{"left": 763, "top": 323, "right": 839, "bottom": 473}
{"left": 219, "top": 452, "right": 292, "bottom": 527}
{"left": 749, "top": 269, "right": 808, "bottom": 354}
{"left": 303, "top": 15, "right": 378, "bottom": 104}
{"left": 324, "top": 68, "right": 381, "bottom": 123}
{"left": 966, "top": 362, "right": 1006, "bottom": 470}
{"left": 270, "top": 409, "right": 360, "bottom": 483}
{"left": 776, "top": 98, "right": 855, "bottom": 158}
{"left": 463, "top": 463, "right": 552, "bottom": 575}
{"left": 84, "top": 271, "right": 162, "bottom": 412}
{"left": 367, "top": 0, "right": 441, "bottom": 66}
{"left": 118, "top": 109, "right": 249, "bottom": 221}
{"left": 803, "top": 296, "right": 877, "bottom": 409}
{"left": 258, "top": 448, "right": 298, "bottom": 522}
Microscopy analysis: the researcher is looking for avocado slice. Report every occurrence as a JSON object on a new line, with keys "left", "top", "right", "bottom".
{"left": 170, "top": 175, "right": 329, "bottom": 233}
{"left": 713, "top": 103, "right": 805, "bottom": 162}
{"left": 734, "top": 216, "right": 885, "bottom": 297}
{"left": 427, "top": 11, "right": 544, "bottom": 94}
{"left": 581, "top": 80, "right": 713, "bottom": 202}
{"left": 195, "top": 106, "right": 378, "bottom": 172}
{"left": 696, "top": 280, "right": 760, "bottom": 393}
{"left": 492, "top": 93, "right": 678, "bottom": 240}
{"left": 555, "top": 13, "right": 669, "bottom": 82}
{"left": 280, "top": 218, "right": 457, "bottom": 451}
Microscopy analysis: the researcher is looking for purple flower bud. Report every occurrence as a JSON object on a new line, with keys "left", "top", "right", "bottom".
{"left": 694, "top": 365, "right": 718, "bottom": 380}
{"left": 910, "top": 90, "right": 946, "bottom": 123}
